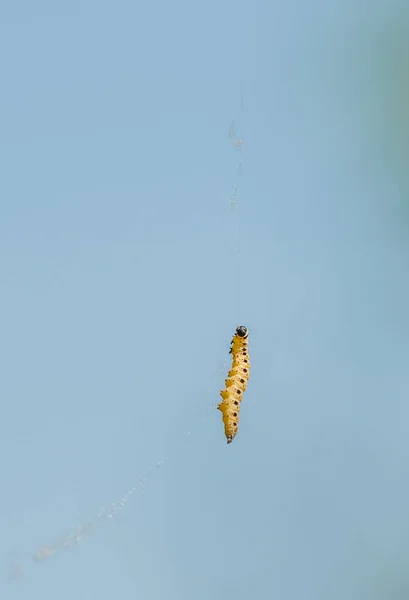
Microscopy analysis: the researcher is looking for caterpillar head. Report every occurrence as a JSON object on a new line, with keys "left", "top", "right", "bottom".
{"left": 236, "top": 325, "right": 248, "bottom": 339}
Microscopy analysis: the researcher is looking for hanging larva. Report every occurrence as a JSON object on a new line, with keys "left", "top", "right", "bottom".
{"left": 218, "top": 325, "right": 250, "bottom": 444}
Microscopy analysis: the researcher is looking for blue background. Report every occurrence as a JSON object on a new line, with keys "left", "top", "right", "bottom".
{"left": 1, "top": 1, "right": 409, "bottom": 598}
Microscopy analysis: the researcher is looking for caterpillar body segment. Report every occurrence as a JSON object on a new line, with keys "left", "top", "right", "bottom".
{"left": 218, "top": 325, "right": 250, "bottom": 444}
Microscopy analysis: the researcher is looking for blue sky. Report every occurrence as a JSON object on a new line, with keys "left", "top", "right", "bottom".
{"left": 1, "top": 1, "right": 409, "bottom": 598}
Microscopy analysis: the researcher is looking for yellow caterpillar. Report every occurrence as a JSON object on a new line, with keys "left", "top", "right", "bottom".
{"left": 218, "top": 326, "right": 250, "bottom": 444}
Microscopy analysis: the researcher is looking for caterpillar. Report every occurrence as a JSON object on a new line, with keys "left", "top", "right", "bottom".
{"left": 218, "top": 325, "right": 250, "bottom": 444}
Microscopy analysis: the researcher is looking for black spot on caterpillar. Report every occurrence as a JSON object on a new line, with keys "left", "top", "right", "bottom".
{"left": 218, "top": 325, "right": 250, "bottom": 444}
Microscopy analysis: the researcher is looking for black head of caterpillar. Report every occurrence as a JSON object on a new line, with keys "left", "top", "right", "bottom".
{"left": 236, "top": 325, "right": 248, "bottom": 339}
